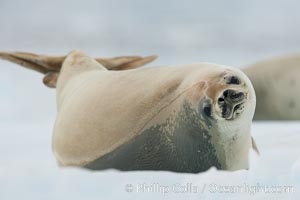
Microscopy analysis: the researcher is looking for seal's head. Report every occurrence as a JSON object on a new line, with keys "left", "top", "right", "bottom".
{"left": 201, "top": 67, "right": 256, "bottom": 123}
{"left": 196, "top": 66, "right": 256, "bottom": 170}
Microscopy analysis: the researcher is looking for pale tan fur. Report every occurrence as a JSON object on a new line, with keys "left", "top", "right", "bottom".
{"left": 52, "top": 51, "right": 256, "bottom": 170}
{"left": 0, "top": 51, "right": 157, "bottom": 88}
{"left": 1, "top": 50, "right": 258, "bottom": 170}
{"left": 243, "top": 54, "right": 300, "bottom": 120}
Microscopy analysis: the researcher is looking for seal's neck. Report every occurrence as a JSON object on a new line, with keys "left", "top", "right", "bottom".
{"left": 213, "top": 120, "right": 252, "bottom": 170}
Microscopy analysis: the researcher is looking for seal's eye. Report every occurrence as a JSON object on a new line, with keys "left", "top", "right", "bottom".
{"left": 203, "top": 104, "right": 212, "bottom": 117}
{"left": 226, "top": 76, "right": 241, "bottom": 85}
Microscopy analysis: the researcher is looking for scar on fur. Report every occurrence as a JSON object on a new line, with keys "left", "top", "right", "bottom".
{"left": 0, "top": 51, "right": 158, "bottom": 88}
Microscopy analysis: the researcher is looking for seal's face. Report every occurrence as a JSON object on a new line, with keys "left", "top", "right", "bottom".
{"left": 198, "top": 67, "right": 256, "bottom": 171}
{"left": 202, "top": 68, "right": 255, "bottom": 122}
{"left": 215, "top": 76, "right": 247, "bottom": 120}
{"left": 217, "top": 89, "right": 245, "bottom": 120}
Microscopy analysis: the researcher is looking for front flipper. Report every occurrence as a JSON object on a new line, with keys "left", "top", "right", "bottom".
{"left": 252, "top": 136, "right": 260, "bottom": 154}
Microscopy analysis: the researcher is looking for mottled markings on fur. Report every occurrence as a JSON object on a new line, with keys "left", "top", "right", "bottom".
{"left": 85, "top": 101, "right": 221, "bottom": 173}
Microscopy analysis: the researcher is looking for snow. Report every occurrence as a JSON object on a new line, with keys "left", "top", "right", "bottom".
{"left": 1, "top": 0, "right": 300, "bottom": 199}
{"left": 0, "top": 121, "right": 299, "bottom": 199}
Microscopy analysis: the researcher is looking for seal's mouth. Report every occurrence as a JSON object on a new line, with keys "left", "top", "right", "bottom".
{"left": 221, "top": 102, "right": 245, "bottom": 120}
{"left": 217, "top": 89, "right": 246, "bottom": 120}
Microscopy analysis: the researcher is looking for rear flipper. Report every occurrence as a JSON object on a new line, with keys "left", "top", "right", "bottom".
{"left": 0, "top": 51, "right": 157, "bottom": 88}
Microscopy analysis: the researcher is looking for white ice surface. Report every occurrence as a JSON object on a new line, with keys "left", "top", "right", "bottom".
{"left": 0, "top": 121, "right": 300, "bottom": 200}
{"left": 0, "top": 64, "right": 300, "bottom": 199}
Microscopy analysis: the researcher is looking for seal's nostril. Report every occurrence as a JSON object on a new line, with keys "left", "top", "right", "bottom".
{"left": 230, "top": 92, "right": 244, "bottom": 100}
{"left": 222, "top": 90, "right": 245, "bottom": 102}
{"left": 218, "top": 97, "right": 224, "bottom": 103}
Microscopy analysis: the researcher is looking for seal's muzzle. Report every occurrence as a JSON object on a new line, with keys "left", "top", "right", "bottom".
{"left": 218, "top": 89, "right": 246, "bottom": 120}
